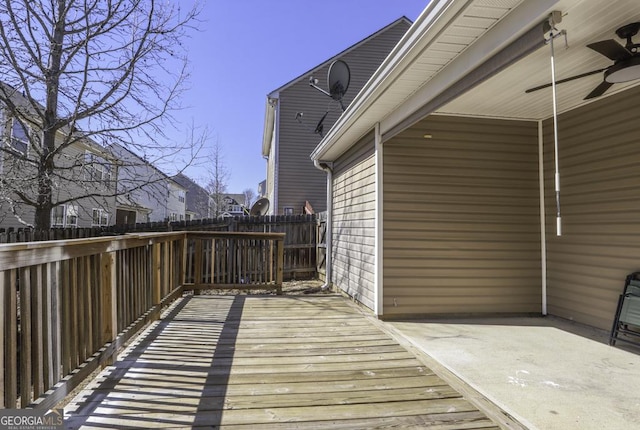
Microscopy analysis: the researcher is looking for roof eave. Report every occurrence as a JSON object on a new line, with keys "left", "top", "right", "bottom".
{"left": 310, "top": 0, "right": 463, "bottom": 161}
{"left": 311, "top": 0, "right": 562, "bottom": 162}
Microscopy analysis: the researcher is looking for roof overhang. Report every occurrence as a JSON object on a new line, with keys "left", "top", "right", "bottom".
{"left": 312, "top": 0, "right": 640, "bottom": 162}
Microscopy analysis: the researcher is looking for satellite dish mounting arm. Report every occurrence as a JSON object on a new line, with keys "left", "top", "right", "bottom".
{"left": 309, "top": 77, "right": 331, "bottom": 97}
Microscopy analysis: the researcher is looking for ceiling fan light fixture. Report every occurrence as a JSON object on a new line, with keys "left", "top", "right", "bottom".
{"left": 604, "top": 56, "right": 640, "bottom": 83}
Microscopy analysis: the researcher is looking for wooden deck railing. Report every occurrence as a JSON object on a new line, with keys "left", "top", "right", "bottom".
{"left": 0, "top": 231, "right": 284, "bottom": 409}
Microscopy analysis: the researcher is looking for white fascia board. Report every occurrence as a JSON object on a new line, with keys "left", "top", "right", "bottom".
{"left": 380, "top": 0, "right": 561, "bottom": 135}
{"left": 261, "top": 94, "right": 278, "bottom": 157}
{"left": 310, "top": 0, "right": 467, "bottom": 161}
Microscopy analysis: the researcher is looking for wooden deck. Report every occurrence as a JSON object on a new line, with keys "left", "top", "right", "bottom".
{"left": 64, "top": 295, "right": 502, "bottom": 429}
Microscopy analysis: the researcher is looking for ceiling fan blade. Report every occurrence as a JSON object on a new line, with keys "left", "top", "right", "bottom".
{"left": 525, "top": 68, "right": 607, "bottom": 94}
{"left": 584, "top": 80, "right": 614, "bottom": 99}
{"left": 587, "top": 40, "right": 632, "bottom": 61}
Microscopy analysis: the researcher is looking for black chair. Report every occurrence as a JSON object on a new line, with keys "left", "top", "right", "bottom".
{"left": 609, "top": 272, "right": 640, "bottom": 347}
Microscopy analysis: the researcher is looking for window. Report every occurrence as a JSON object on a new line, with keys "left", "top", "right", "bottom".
{"left": 52, "top": 206, "right": 65, "bottom": 227}
{"left": 84, "top": 152, "right": 111, "bottom": 185}
{"left": 67, "top": 205, "right": 78, "bottom": 226}
{"left": 52, "top": 204, "right": 78, "bottom": 227}
{"left": 92, "top": 208, "right": 109, "bottom": 226}
{"left": 169, "top": 213, "right": 177, "bottom": 221}
{"left": 10, "top": 119, "right": 29, "bottom": 154}
{"left": 284, "top": 207, "right": 294, "bottom": 215}
{"left": 178, "top": 190, "right": 185, "bottom": 203}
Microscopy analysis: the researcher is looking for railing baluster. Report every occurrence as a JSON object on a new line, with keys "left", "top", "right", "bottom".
{"left": 4, "top": 269, "right": 18, "bottom": 408}
{"left": 20, "top": 266, "right": 32, "bottom": 406}
{"left": 77, "top": 257, "right": 86, "bottom": 363}
{"left": 32, "top": 265, "right": 44, "bottom": 400}
{"left": 101, "top": 251, "right": 117, "bottom": 364}
{"left": 70, "top": 259, "right": 79, "bottom": 371}
{"left": 50, "top": 261, "right": 61, "bottom": 388}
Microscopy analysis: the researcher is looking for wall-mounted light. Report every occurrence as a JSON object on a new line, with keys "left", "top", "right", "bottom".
{"left": 423, "top": 133, "right": 433, "bottom": 139}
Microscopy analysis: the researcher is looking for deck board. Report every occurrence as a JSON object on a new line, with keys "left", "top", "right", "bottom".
{"left": 65, "top": 295, "right": 501, "bottom": 429}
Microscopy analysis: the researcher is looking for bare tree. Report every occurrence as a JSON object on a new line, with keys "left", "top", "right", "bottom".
{"left": 206, "top": 137, "right": 230, "bottom": 218}
{"left": 243, "top": 188, "right": 256, "bottom": 210}
{"left": 0, "top": 0, "right": 201, "bottom": 229}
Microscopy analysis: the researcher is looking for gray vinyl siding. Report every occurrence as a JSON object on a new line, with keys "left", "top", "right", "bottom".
{"left": 53, "top": 143, "right": 117, "bottom": 227}
{"left": 0, "top": 136, "right": 116, "bottom": 229}
{"left": 332, "top": 135, "right": 376, "bottom": 310}
{"left": 276, "top": 19, "right": 410, "bottom": 214}
{"left": 543, "top": 85, "right": 640, "bottom": 330}
{"left": 383, "top": 115, "right": 541, "bottom": 318}
{"left": 109, "top": 143, "right": 171, "bottom": 223}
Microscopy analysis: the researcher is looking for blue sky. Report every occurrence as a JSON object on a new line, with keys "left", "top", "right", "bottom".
{"left": 176, "top": 0, "right": 428, "bottom": 193}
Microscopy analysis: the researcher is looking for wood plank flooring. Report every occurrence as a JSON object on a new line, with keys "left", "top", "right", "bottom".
{"left": 64, "top": 295, "right": 500, "bottom": 429}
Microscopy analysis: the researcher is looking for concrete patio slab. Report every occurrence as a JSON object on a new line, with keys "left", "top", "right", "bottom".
{"left": 388, "top": 316, "right": 640, "bottom": 430}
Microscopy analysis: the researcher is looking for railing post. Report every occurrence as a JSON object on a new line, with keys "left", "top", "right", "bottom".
{"left": 194, "top": 237, "right": 203, "bottom": 293}
{"left": 100, "top": 252, "right": 117, "bottom": 364}
{"left": 152, "top": 242, "right": 161, "bottom": 305}
{"left": 276, "top": 237, "right": 284, "bottom": 295}
{"left": 179, "top": 234, "right": 187, "bottom": 289}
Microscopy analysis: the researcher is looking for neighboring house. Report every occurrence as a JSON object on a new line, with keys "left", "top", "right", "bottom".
{"left": 109, "top": 143, "right": 186, "bottom": 223}
{"left": 173, "top": 173, "right": 214, "bottom": 221}
{"left": 213, "top": 194, "right": 248, "bottom": 217}
{"left": 0, "top": 87, "right": 116, "bottom": 229}
{"left": 311, "top": 0, "right": 640, "bottom": 332}
{"left": 261, "top": 17, "right": 411, "bottom": 215}
{"left": 166, "top": 180, "right": 186, "bottom": 222}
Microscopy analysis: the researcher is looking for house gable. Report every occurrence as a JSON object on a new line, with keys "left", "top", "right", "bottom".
{"left": 264, "top": 17, "right": 411, "bottom": 215}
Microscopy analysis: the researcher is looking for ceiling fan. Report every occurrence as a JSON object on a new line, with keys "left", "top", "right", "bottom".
{"left": 526, "top": 22, "right": 640, "bottom": 99}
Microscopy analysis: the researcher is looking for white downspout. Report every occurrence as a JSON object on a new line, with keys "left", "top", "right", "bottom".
{"left": 313, "top": 159, "right": 332, "bottom": 290}
{"left": 538, "top": 120, "right": 548, "bottom": 315}
{"left": 374, "top": 122, "right": 384, "bottom": 317}
{"left": 273, "top": 98, "right": 280, "bottom": 214}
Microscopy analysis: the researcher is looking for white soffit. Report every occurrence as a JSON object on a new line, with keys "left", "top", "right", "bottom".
{"left": 438, "top": 0, "right": 640, "bottom": 120}
{"left": 313, "top": 0, "right": 550, "bottom": 161}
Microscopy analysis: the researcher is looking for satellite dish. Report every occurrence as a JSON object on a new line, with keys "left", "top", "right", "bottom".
{"left": 250, "top": 198, "right": 270, "bottom": 216}
{"left": 327, "top": 60, "right": 350, "bottom": 101}
{"left": 309, "top": 60, "right": 351, "bottom": 111}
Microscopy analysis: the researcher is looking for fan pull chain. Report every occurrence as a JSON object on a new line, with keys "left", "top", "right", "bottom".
{"left": 547, "top": 18, "right": 567, "bottom": 236}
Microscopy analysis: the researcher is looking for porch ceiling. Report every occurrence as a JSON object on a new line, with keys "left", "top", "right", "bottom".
{"left": 438, "top": 0, "right": 640, "bottom": 120}
{"left": 313, "top": 0, "right": 640, "bottom": 162}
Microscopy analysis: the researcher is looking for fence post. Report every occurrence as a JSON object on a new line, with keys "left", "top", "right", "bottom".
{"left": 100, "top": 252, "right": 117, "bottom": 364}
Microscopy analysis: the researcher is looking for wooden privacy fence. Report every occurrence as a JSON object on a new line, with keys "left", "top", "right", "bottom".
{"left": 0, "top": 214, "right": 323, "bottom": 281}
{"left": 0, "top": 231, "right": 284, "bottom": 409}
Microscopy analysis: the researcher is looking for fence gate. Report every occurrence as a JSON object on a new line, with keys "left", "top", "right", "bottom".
{"left": 316, "top": 212, "right": 327, "bottom": 280}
